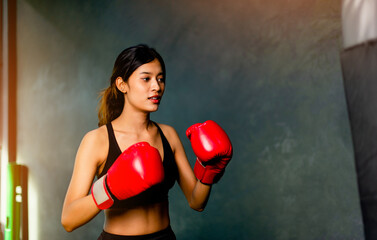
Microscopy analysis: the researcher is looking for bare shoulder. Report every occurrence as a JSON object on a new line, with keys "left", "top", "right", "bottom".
{"left": 155, "top": 123, "right": 183, "bottom": 151}
{"left": 156, "top": 123, "right": 180, "bottom": 139}
{"left": 82, "top": 126, "right": 107, "bottom": 146}
{"left": 77, "top": 125, "right": 108, "bottom": 167}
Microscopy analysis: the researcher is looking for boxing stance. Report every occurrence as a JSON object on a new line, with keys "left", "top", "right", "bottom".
{"left": 61, "top": 44, "right": 233, "bottom": 239}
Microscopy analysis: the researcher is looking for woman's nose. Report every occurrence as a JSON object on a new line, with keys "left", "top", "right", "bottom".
{"left": 151, "top": 78, "right": 161, "bottom": 91}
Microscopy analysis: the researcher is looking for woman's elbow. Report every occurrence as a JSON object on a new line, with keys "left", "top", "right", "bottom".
{"left": 61, "top": 215, "right": 75, "bottom": 232}
{"left": 193, "top": 207, "right": 205, "bottom": 212}
{"left": 63, "top": 226, "right": 74, "bottom": 233}
{"left": 189, "top": 202, "right": 206, "bottom": 212}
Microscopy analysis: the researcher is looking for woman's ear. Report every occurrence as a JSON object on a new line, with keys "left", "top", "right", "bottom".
{"left": 115, "top": 77, "right": 127, "bottom": 93}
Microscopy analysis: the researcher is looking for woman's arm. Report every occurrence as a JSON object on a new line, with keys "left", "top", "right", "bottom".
{"left": 162, "top": 125, "right": 211, "bottom": 212}
{"left": 61, "top": 128, "right": 107, "bottom": 232}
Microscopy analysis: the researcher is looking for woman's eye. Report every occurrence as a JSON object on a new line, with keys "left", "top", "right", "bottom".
{"left": 158, "top": 78, "right": 165, "bottom": 82}
{"left": 142, "top": 77, "right": 150, "bottom": 81}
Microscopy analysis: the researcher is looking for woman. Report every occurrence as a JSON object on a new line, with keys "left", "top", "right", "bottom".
{"left": 61, "top": 44, "right": 232, "bottom": 239}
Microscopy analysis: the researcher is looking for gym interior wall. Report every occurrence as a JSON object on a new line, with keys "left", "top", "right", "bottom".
{"left": 13, "top": 0, "right": 363, "bottom": 239}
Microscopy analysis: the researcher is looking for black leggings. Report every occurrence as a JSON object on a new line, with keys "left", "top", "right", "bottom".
{"left": 97, "top": 226, "right": 176, "bottom": 240}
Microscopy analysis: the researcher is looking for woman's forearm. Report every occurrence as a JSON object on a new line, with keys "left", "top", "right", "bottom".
{"left": 61, "top": 194, "right": 101, "bottom": 232}
{"left": 189, "top": 180, "right": 212, "bottom": 211}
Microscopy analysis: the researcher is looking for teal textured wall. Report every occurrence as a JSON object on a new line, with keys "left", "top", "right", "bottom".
{"left": 17, "top": 0, "right": 363, "bottom": 239}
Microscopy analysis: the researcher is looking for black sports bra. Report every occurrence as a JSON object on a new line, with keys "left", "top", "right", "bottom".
{"left": 97, "top": 122, "right": 178, "bottom": 209}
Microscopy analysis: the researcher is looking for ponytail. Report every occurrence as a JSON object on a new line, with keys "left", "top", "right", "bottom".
{"left": 97, "top": 82, "right": 124, "bottom": 127}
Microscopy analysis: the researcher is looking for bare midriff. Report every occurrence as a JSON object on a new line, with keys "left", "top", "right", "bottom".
{"left": 103, "top": 201, "right": 170, "bottom": 235}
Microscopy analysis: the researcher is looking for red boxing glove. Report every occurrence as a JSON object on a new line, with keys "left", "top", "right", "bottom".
{"left": 91, "top": 142, "right": 164, "bottom": 210}
{"left": 186, "top": 120, "right": 233, "bottom": 185}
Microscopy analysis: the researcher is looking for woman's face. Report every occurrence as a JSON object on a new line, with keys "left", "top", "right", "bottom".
{"left": 123, "top": 59, "right": 165, "bottom": 113}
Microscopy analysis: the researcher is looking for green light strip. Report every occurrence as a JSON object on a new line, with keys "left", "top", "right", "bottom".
{"left": 5, "top": 163, "right": 21, "bottom": 240}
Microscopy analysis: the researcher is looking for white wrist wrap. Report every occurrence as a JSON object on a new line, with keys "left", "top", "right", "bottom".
{"left": 91, "top": 175, "right": 114, "bottom": 210}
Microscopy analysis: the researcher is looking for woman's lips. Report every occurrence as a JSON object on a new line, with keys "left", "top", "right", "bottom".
{"left": 148, "top": 95, "right": 161, "bottom": 104}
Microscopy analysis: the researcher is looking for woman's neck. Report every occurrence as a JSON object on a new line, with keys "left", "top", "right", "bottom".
{"left": 112, "top": 108, "right": 153, "bottom": 134}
